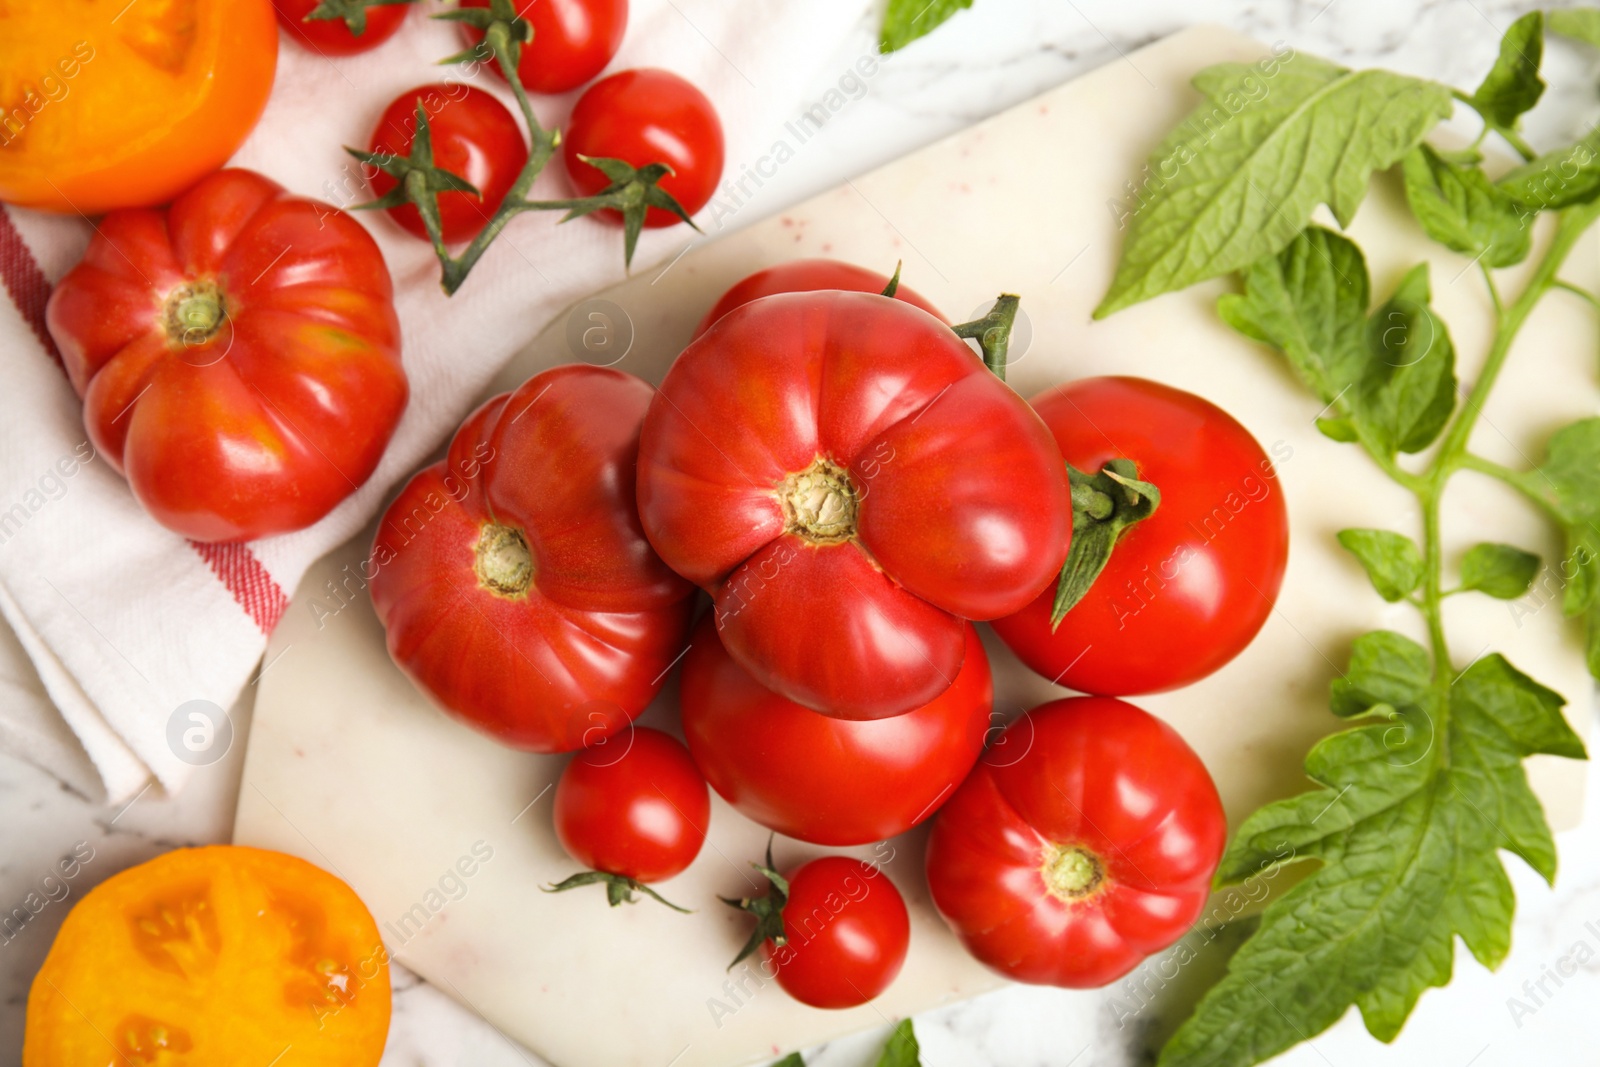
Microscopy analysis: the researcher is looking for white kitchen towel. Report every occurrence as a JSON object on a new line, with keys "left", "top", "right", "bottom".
{"left": 0, "top": 0, "right": 873, "bottom": 803}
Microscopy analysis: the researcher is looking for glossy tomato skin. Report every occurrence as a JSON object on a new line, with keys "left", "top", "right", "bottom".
{"left": 680, "top": 616, "right": 992, "bottom": 845}
{"left": 369, "top": 365, "right": 694, "bottom": 753}
{"left": 460, "top": 0, "right": 627, "bottom": 93}
{"left": 991, "top": 377, "right": 1289, "bottom": 695}
{"left": 637, "top": 291, "right": 1071, "bottom": 719}
{"left": 45, "top": 169, "right": 406, "bottom": 543}
{"left": 274, "top": 0, "right": 409, "bottom": 55}
{"left": 554, "top": 727, "right": 709, "bottom": 882}
{"left": 926, "top": 697, "right": 1226, "bottom": 987}
{"left": 564, "top": 69, "right": 724, "bottom": 227}
{"left": 765, "top": 857, "right": 910, "bottom": 1009}
{"left": 692, "top": 258, "right": 945, "bottom": 339}
{"left": 368, "top": 84, "right": 529, "bottom": 244}
{"left": 0, "top": 0, "right": 277, "bottom": 213}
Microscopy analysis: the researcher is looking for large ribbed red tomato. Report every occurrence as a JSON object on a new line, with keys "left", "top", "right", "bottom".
{"left": 991, "top": 377, "right": 1289, "bottom": 695}
{"left": 369, "top": 365, "right": 694, "bottom": 752}
{"left": 45, "top": 169, "right": 406, "bottom": 543}
{"left": 925, "top": 697, "right": 1226, "bottom": 987}
{"left": 637, "top": 291, "right": 1070, "bottom": 719}
{"left": 691, "top": 258, "right": 944, "bottom": 339}
{"left": 679, "top": 616, "right": 991, "bottom": 845}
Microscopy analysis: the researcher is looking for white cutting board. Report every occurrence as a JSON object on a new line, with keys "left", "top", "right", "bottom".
{"left": 234, "top": 25, "right": 1600, "bottom": 1067}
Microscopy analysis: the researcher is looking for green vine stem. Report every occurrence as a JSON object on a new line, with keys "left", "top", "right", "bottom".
{"left": 1399, "top": 198, "right": 1600, "bottom": 699}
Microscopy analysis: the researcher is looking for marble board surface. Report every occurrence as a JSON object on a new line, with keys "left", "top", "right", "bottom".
{"left": 233, "top": 24, "right": 1600, "bottom": 1067}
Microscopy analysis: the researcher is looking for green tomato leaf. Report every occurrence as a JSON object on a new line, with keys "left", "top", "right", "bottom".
{"left": 1327, "top": 630, "right": 1433, "bottom": 720}
{"left": 1216, "top": 226, "right": 1370, "bottom": 403}
{"left": 1470, "top": 11, "right": 1545, "bottom": 128}
{"left": 1459, "top": 543, "right": 1541, "bottom": 599}
{"left": 879, "top": 0, "right": 973, "bottom": 52}
{"left": 1497, "top": 129, "right": 1600, "bottom": 209}
{"left": 1529, "top": 417, "right": 1600, "bottom": 677}
{"left": 1095, "top": 54, "right": 1452, "bottom": 317}
{"left": 875, "top": 1020, "right": 922, "bottom": 1067}
{"left": 1337, "top": 529, "right": 1425, "bottom": 602}
{"left": 1547, "top": 8, "right": 1600, "bottom": 49}
{"left": 1161, "top": 647, "right": 1583, "bottom": 1067}
{"left": 1360, "top": 263, "right": 1458, "bottom": 455}
{"left": 1401, "top": 143, "right": 1532, "bottom": 267}
{"left": 769, "top": 1056, "right": 804, "bottom": 1067}
{"left": 1221, "top": 230, "right": 1457, "bottom": 459}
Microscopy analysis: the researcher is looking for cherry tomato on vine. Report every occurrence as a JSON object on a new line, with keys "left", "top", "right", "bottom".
{"left": 0, "top": 0, "right": 277, "bottom": 214}
{"left": 925, "top": 697, "right": 1226, "bottom": 987}
{"left": 549, "top": 727, "right": 709, "bottom": 910}
{"left": 459, "top": 0, "right": 627, "bottom": 93}
{"left": 680, "top": 617, "right": 992, "bottom": 845}
{"left": 45, "top": 169, "right": 407, "bottom": 543}
{"left": 367, "top": 83, "right": 528, "bottom": 244}
{"left": 991, "top": 377, "right": 1289, "bottom": 695}
{"left": 727, "top": 852, "right": 909, "bottom": 1009}
{"left": 273, "top": 0, "right": 410, "bottom": 56}
{"left": 692, "top": 258, "right": 945, "bottom": 339}
{"left": 564, "top": 69, "right": 725, "bottom": 227}
{"left": 638, "top": 291, "right": 1071, "bottom": 719}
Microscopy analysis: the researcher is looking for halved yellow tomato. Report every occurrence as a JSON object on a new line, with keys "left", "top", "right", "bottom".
{"left": 24, "top": 846, "right": 390, "bottom": 1066}
{"left": 0, "top": 0, "right": 278, "bottom": 214}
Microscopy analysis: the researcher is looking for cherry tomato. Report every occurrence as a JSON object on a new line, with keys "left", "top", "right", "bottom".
{"left": 459, "top": 0, "right": 627, "bottom": 93}
{"left": 45, "top": 169, "right": 407, "bottom": 543}
{"left": 0, "top": 0, "right": 278, "bottom": 214}
{"left": 564, "top": 69, "right": 724, "bottom": 227}
{"left": 692, "top": 258, "right": 945, "bottom": 339}
{"left": 25, "top": 846, "right": 389, "bottom": 1065}
{"left": 680, "top": 616, "right": 991, "bottom": 845}
{"left": 925, "top": 697, "right": 1226, "bottom": 987}
{"left": 367, "top": 83, "right": 528, "bottom": 245}
{"left": 991, "top": 377, "right": 1289, "bottom": 695}
{"left": 369, "top": 365, "right": 694, "bottom": 753}
{"left": 554, "top": 727, "right": 709, "bottom": 885}
{"left": 637, "top": 291, "right": 1071, "bottom": 719}
{"left": 731, "top": 855, "right": 910, "bottom": 1009}
{"left": 274, "top": 0, "right": 410, "bottom": 56}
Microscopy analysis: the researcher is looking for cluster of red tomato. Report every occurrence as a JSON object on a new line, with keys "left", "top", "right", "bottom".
{"left": 36, "top": 0, "right": 722, "bottom": 545}
{"left": 282, "top": 0, "right": 726, "bottom": 251}
{"left": 368, "top": 258, "right": 1293, "bottom": 1008}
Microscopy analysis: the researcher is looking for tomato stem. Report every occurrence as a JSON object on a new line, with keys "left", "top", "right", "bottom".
{"left": 951, "top": 294, "right": 1020, "bottom": 380}
{"left": 543, "top": 870, "right": 692, "bottom": 913}
{"left": 720, "top": 838, "right": 790, "bottom": 970}
{"left": 303, "top": 0, "right": 419, "bottom": 35}
{"left": 1040, "top": 842, "right": 1105, "bottom": 900}
{"left": 1050, "top": 460, "right": 1161, "bottom": 627}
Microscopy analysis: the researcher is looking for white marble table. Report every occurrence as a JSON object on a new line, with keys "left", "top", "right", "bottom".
{"left": 6, "top": 2, "right": 1600, "bottom": 1065}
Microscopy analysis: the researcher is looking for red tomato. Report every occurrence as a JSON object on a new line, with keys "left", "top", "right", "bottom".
{"left": 369, "top": 365, "right": 695, "bottom": 752}
{"left": 991, "top": 377, "right": 1289, "bottom": 695}
{"left": 45, "top": 169, "right": 406, "bottom": 543}
{"left": 564, "top": 69, "right": 724, "bottom": 226}
{"left": 925, "top": 697, "right": 1226, "bottom": 987}
{"left": 459, "top": 0, "right": 627, "bottom": 94}
{"left": 692, "top": 258, "right": 945, "bottom": 339}
{"left": 367, "top": 84, "right": 528, "bottom": 245}
{"left": 680, "top": 617, "right": 992, "bottom": 845}
{"left": 735, "top": 856, "right": 910, "bottom": 1009}
{"left": 554, "top": 727, "right": 709, "bottom": 882}
{"left": 637, "top": 291, "right": 1071, "bottom": 719}
{"left": 274, "top": 0, "right": 410, "bottom": 55}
